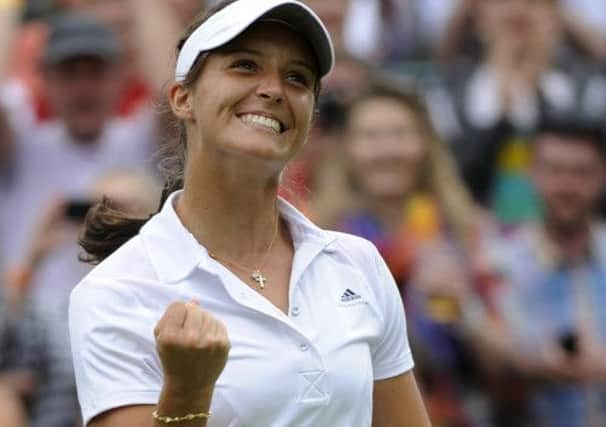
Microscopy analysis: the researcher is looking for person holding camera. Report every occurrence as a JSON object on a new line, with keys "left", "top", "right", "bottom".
{"left": 470, "top": 117, "right": 606, "bottom": 427}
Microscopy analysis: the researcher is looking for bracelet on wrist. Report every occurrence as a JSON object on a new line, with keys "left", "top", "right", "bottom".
{"left": 152, "top": 409, "right": 212, "bottom": 424}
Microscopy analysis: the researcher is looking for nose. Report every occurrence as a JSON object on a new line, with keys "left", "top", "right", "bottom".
{"left": 256, "top": 72, "right": 284, "bottom": 104}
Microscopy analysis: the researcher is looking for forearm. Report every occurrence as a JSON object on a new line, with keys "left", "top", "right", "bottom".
{"left": 0, "top": 1, "right": 23, "bottom": 84}
{"left": 128, "top": 0, "right": 181, "bottom": 95}
{"left": 561, "top": 9, "right": 606, "bottom": 61}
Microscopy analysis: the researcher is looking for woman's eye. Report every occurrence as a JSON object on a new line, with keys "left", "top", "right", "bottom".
{"left": 286, "top": 72, "right": 310, "bottom": 87}
{"left": 232, "top": 60, "right": 257, "bottom": 72}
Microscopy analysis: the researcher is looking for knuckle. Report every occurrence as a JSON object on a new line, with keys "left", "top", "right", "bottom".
{"left": 155, "top": 332, "right": 175, "bottom": 347}
{"left": 184, "top": 331, "right": 202, "bottom": 348}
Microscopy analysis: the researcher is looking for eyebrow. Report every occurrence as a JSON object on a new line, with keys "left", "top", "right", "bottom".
{"left": 221, "top": 48, "right": 316, "bottom": 74}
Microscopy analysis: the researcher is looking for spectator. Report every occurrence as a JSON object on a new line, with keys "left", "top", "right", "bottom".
{"left": 1, "top": 0, "right": 185, "bottom": 122}
{"left": 470, "top": 116, "right": 606, "bottom": 426}
{"left": 426, "top": 0, "right": 598, "bottom": 225}
{"left": 0, "top": 14, "right": 156, "bottom": 283}
{"left": 317, "top": 83, "right": 490, "bottom": 426}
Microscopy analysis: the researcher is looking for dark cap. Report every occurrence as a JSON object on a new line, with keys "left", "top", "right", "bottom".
{"left": 44, "top": 13, "right": 121, "bottom": 65}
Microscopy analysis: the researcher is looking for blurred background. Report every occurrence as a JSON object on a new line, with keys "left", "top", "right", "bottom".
{"left": 1, "top": 0, "right": 606, "bottom": 426}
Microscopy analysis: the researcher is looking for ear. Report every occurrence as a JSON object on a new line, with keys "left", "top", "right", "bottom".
{"left": 168, "top": 83, "right": 194, "bottom": 121}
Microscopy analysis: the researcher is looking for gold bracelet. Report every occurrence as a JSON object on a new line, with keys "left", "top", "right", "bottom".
{"left": 152, "top": 410, "right": 212, "bottom": 424}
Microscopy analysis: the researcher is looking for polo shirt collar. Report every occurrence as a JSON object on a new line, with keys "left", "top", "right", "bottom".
{"left": 140, "top": 191, "right": 337, "bottom": 284}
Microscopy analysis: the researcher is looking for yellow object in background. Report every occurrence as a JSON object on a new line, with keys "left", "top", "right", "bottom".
{"left": 403, "top": 194, "right": 441, "bottom": 242}
{"left": 497, "top": 137, "right": 531, "bottom": 172}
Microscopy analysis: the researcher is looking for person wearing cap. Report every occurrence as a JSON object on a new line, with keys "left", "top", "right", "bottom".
{"left": 0, "top": 12, "right": 156, "bottom": 289}
{"left": 69, "top": 0, "right": 431, "bottom": 426}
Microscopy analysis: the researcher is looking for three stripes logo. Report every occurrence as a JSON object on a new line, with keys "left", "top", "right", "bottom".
{"left": 340, "top": 288, "right": 361, "bottom": 303}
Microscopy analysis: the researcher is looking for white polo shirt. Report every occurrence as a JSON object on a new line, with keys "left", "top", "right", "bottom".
{"left": 69, "top": 191, "right": 414, "bottom": 426}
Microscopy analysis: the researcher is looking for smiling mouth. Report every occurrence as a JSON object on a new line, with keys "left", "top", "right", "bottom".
{"left": 238, "top": 114, "right": 285, "bottom": 134}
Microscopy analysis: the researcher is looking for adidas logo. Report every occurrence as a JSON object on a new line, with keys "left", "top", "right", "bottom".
{"left": 340, "top": 288, "right": 361, "bottom": 303}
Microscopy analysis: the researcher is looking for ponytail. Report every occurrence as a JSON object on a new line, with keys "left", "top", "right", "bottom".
{"left": 79, "top": 178, "right": 182, "bottom": 264}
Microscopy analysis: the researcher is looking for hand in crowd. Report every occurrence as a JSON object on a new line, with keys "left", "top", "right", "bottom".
{"left": 154, "top": 301, "right": 230, "bottom": 397}
{"left": 516, "top": 336, "right": 606, "bottom": 384}
{"left": 413, "top": 244, "right": 469, "bottom": 298}
{"left": 23, "top": 198, "right": 82, "bottom": 269}
{"left": 411, "top": 244, "right": 469, "bottom": 322}
{"left": 0, "top": 371, "right": 36, "bottom": 397}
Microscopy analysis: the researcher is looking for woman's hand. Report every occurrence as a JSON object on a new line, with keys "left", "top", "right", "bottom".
{"left": 154, "top": 301, "right": 230, "bottom": 398}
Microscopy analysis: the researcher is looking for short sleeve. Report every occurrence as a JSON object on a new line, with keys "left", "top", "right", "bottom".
{"left": 69, "top": 280, "right": 162, "bottom": 426}
{"left": 368, "top": 245, "right": 414, "bottom": 380}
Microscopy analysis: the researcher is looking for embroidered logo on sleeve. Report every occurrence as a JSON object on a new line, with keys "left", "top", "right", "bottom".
{"left": 340, "top": 288, "right": 361, "bottom": 303}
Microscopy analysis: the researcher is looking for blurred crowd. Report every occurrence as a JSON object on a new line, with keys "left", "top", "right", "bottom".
{"left": 1, "top": 0, "right": 606, "bottom": 426}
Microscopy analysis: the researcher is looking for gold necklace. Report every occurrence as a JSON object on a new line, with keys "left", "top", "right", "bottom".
{"left": 208, "top": 215, "right": 279, "bottom": 289}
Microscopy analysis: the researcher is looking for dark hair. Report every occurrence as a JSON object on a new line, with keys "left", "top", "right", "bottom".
{"left": 534, "top": 114, "right": 606, "bottom": 159}
{"left": 80, "top": 0, "right": 321, "bottom": 264}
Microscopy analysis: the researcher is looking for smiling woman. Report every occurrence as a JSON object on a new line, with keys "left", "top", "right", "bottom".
{"left": 68, "top": 1, "right": 431, "bottom": 427}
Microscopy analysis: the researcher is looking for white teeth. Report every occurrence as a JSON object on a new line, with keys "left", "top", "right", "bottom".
{"left": 240, "top": 114, "right": 281, "bottom": 133}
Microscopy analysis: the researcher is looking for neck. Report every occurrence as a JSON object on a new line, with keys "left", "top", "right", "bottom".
{"left": 544, "top": 216, "right": 592, "bottom": 263}
{"left": 176, "top": 154, "right": 282, "bottom": 264}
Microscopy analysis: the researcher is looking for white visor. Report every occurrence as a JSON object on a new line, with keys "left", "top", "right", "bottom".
{"left": 175, "top": 0, "right": 335, "bottom": 82}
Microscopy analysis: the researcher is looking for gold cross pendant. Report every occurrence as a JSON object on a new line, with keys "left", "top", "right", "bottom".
{"left": 251, "top": 270, "right": 267, "bottom": 289}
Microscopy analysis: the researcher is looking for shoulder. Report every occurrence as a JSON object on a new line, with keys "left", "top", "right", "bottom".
{"left": 326, "top": 229, "right": 383, "bottom": 267}
{"left": 85, "top": 234, "right": 158, "bottom": 283}
{"left": 70, "top": 235, "right": 159, "bottom": 309}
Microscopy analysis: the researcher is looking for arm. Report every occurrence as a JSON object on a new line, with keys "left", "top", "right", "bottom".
{"left": 71, "top": 295, "right": 229, "bottom": 427}
{"left": 0, "top": 1, "right": 23, "bottom": 85}
{"left": 560, "top": 8, "right": 606, "bottom": 61}
{"left": 128, "top": 0, "right": 182, "bottom": 95}
{"left": 89, "top": 385, "right": 213, "bottom": 427}
{"left": 372, "top": 371, "right": 432, "bottom": 427}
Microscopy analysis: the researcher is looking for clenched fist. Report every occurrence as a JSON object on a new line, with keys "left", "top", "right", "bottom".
{"left": 154, "top": 301, "right": 230, "bottom": 396}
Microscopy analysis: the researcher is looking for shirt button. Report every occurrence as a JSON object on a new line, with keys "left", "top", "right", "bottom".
{"left": 298, "top": 343, "right": 309, "bottom": 352}
{"left": 291, "top": 306, "right": 300, "bottom": 317}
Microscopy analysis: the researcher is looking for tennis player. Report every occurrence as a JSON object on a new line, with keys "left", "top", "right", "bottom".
{"left": 69, "top": 0, "right": 432, "bottom": 426}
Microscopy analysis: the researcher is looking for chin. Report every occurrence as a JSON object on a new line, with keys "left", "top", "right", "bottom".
{"left": 223, "top": 133, "right": 297, "bottom": 161}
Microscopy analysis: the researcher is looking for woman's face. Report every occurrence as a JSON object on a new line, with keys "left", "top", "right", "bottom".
{"left": 346, "top": 97, "right": 427, "bottom": 200}
{"left": 178, "top": 23, "right": 317, "bottom": 167}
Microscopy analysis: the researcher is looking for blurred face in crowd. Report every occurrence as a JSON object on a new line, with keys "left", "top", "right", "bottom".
{"left": 475, "top": 0, "right": 560, "bottom": 50}
{"left": 532, "top": 135, "right": 605, "bottom": 229}
{"left": 43, "top": 56, "right": 120, "bottom": 142}
{"left": 82, "top": 0, "right": 135, "bottom": 59}
{"left": 346, "top": 96, "right": 427, "bottom": 200}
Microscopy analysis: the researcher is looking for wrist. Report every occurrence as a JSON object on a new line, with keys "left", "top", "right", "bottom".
{"left": 161, "top": 379, "right": 215, "bottom": 405}
{"left": 157, "top": 382, "right": 213, "bottom": 425}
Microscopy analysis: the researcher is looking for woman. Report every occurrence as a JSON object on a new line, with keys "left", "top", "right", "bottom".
{"left": 68, "top": 1, "right": 431, "bottom": 426}
{"left": 322, "top": 84, "right": 489, "bottom": 426}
